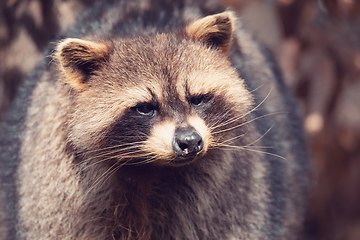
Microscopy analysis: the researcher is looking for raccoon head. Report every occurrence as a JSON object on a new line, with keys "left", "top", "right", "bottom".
{"left": 55, "top": 11, "right": 253, "bottom": 166}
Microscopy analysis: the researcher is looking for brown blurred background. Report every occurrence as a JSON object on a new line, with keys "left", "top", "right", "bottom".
{"left": 1, "top": 0, "right": 360, "bottom": 239}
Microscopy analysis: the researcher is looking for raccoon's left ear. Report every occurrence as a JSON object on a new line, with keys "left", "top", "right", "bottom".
{"left": 185, "top": 11, "right": 236, "bottom": 54}
{"left": 55, "top": 38, "right": 111, "bottom": 90}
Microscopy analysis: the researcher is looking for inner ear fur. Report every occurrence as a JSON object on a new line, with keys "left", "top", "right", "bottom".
{"left": 55, "top": 38, "right": 110, "bottom": 90}
{"left": 185, "top": 11, "right": 236, "bottom": 54}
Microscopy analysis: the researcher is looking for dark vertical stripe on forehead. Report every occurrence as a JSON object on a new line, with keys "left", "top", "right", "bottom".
{"left": 157, "top": 39, "right": 190, "bottom": 122}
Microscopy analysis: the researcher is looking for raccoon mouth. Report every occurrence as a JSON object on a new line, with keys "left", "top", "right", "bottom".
{"left": 169, "top": 155, "right": 200, "bottom": 166}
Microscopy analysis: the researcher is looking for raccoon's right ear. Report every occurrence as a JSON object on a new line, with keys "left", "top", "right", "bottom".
{"left": 55, "top": 38, "right": 110, "bottom": 90}
{"left": 185, "top": 11, "right": 236, "bottom": 54}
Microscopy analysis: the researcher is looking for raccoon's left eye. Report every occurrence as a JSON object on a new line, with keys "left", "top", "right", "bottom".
{"left": 134, "top": 103, "right": 156, "bottom": 116}
{"left": 190, "top": 95, "right": 205, "bottom": 106}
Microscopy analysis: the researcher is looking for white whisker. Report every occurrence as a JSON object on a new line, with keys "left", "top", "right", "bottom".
{"left": 214, "top": 143, "right": 286, "bottom": 161}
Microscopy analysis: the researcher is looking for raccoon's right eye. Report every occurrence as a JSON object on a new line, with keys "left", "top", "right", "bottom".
{"left": 134, "top": 103, "right": 156, "bottom": 117}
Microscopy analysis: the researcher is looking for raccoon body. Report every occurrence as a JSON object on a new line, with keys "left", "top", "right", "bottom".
{"left": 0, "top": 0, "right": 310, "bottom": 239}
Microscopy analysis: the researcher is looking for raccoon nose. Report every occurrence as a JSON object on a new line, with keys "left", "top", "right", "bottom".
{"left": 173, "top": 127, "right": 204, "bottom": 157}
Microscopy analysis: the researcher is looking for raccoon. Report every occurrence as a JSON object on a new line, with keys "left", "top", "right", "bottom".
{"left": 0, "top": 0, "right": 310, "bottom": 239}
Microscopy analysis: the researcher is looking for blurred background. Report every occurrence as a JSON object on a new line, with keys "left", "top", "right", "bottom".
{"left": 0, "top": 0, "right": 359, "bottom": 239}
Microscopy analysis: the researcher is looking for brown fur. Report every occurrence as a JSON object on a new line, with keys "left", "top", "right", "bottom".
{"left": 186, "top": 11, "right": 235, "bottom": 53}
{"left": 56, "top": 38, "right": 111, "bottom": 91}
{"left": 0, "top": 1, "right": 310, "bottom": 239}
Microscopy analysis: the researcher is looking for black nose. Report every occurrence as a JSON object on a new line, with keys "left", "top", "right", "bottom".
{"left": 173, "top": 127, "right": 204, "bottom": 157}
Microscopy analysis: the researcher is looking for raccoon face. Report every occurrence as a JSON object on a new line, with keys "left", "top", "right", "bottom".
{"left": 56, "top": 11, "right": 253, "bottom": 166}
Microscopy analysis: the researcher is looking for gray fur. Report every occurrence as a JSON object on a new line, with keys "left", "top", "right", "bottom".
{"left": 0, "top": 0, "right": 310, "bottom": 239}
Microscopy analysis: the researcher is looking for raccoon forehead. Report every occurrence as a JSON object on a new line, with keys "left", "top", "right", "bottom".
{"left": 117, "top": 84, "right": 164, "bottom": 108}
{"left": 103, "top": 37, "right": 252, "bottom": 110}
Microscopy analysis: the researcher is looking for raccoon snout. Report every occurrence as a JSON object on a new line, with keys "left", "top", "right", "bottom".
{"left": 173, "top": 127, "right": 204, "bottom": 157}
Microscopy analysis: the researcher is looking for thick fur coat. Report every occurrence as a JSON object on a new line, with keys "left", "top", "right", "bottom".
{"left": 0, "top": 0, "right": 310, "bottom": 239}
